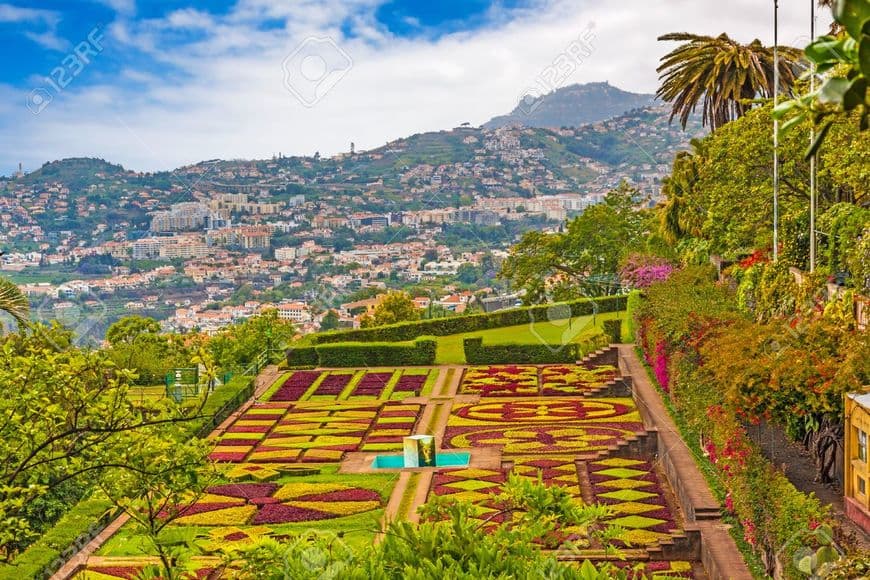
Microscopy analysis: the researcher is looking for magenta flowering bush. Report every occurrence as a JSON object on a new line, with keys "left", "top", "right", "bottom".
{"left": 619, "top": 254, "right": 675, "bottom": 289}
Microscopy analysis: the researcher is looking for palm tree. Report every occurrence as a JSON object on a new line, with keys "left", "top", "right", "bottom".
{"left": 658, "top": 140, "right": 706, "bottom": 244}
{"left": 656, "top": 33, "right": 804, "bottom": 130}
{"left": 0, "top": 277, "right": 29, "bottom": 327}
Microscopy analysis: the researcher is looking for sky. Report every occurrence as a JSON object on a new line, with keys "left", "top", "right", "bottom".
{"left": 1, "top": 0, "right": 831, "bottom": 175}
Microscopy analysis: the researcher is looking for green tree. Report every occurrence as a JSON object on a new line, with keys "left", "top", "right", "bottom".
{"left": 369, "top": 291, "right": 420, "bottom": 326}
{"left": 500, "top": 183, "right": 647, "bottom": 302}
{"left": 774, "top": 0, "right": 869, "bottom": 156}
{"left": 656, "top": 32, "right": 803, "bottom": 129}
{"left": 0, "top": 324, "right": 204, "bottom": 559}
{"left": 207, "top": 310, "right": 295, "bottom": 373}
{"left": 98, "top": 426, "right": 214, "bottom": 579}
{"left": 106, "top": 315, "right": 162, "bottom": 345}
{"left": 105, "top": 316, "right": 192, "bottom": 385}
{"left": 320, "top": 309, "right": 340, "bottom": 331}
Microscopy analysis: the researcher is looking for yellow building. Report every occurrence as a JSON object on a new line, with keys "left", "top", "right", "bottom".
{"left": 845, "top": 391, "right": 870, "bottom": 534}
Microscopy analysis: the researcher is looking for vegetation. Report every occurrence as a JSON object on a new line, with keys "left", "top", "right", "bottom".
{"left": 0, "top": 276, "right": 29, "bottom": 328}
{"left": 656, "top": 32, "right": 802, "bottom": 129}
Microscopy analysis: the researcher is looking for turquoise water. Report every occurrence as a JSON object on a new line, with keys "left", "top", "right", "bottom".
{"left": 372, "top": 452, "right": 471, "bottom": 469}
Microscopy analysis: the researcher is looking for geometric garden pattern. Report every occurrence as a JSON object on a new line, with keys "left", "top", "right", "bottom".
{"left": 84, "top": 362, "right": 700, "bottom": 577}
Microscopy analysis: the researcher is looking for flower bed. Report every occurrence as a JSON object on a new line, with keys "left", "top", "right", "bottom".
{"left": 459, "top": 365, "right": 538, "bottom": 397}
{"left": 392, "top": 372, "right": 427, "bottom": 395}
{"left": 586, "top": 457, "right": 677, "bottom": 546}
{"left": 311, "top": 372, "right": 353, "bottom": 397}
{"left": 351, "top": 371, "right": 394, "bottom": 397}
{"left": 540, "top": 364, "right": 617, "bottom": 396}
{"left": 170, "top": 481, "right": 384, "bottom": 526}
{"left": 212, "top": 400, "right": 422, "bottom": 463}
{"left": 268, "top": 370, "right": 320, "bottom": 402}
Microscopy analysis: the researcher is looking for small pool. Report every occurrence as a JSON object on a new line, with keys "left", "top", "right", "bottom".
{"left": 372, "top": 452, "right": 471, "bottom": 469}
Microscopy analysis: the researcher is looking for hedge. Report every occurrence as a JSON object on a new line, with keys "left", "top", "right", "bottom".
{"left": 0, "top": 497, "right": 118, "bottom": 580}
{"left": 312, "top": 295, "right": 627, "bottom": 344}
{"left": 625, "top": 290, "right": 642, "bottom": 343}
{"left": 463, "top": 332, "right": 608, "bottom": 364}
{"left": 285, "top": 345, "right": 319, "bottom": 368}
{"left": 313, "top": 338, "right": 437, "bottom": 367}
{"left": 602, "top": 319, "right": 622, "bottom": 344}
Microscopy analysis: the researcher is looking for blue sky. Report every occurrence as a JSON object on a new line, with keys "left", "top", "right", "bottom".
{"left": 1, "top": 0, "right": 827, "bottom": 174}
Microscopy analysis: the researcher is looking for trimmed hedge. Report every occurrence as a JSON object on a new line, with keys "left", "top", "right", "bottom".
{"left": 312, "top": 295, "right": 627, "bottom": 344}
{"left": 313, "top": 338, "right": 437, "bottom": 367}
{"left": 463, "top": 333, "right": 608, "bottom": 364}
{"left": 285, "top": 345, "right": 319, "bottom": 368}
{"left": 625, "top": 290, "right": 642, "bottom": 343}
{"left": 0, "top": 497, "right": 118, "bottom": 580}
{"left": 602, "top": 319, "right": 622, "bottom": 344}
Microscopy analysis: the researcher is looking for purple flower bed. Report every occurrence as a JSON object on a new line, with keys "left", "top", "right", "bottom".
{"left": 269, "top": 371, "right": 321, "bottom": 402}
{"left": 207, "top": 483, "right": 279, "bottom": 500}
{"left": 352, "top": 372, "right": 393, "bottom": 397}
{"left": 252, "top": 503, "right": 334, "bottom": 524}
{"left": 312, "top": 373, "right": 352, "bottom": 396}
{"left": 295, "top": 488, "right": 381, "bottom": 502}
{"left": 393, "top": 374, "right": 426, "bottom": 393}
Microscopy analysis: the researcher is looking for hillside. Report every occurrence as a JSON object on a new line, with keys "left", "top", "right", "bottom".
{"left": 484, "top": 82, "right": 656, "bottom": 129}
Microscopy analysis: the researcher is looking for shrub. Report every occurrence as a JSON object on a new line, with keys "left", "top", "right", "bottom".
{"left": 462, "top": 332, "right": 607, "bottom": 365}
{"left": 602, "top": 319, "right": 622, "bottom": 344}
{"left": 314, "top": 338, "right": 436, "bottom": 367}
{"left": 312, "top": 295, "right": 627, "bottom": 344}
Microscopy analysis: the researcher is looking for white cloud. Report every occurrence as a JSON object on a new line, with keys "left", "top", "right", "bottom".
{"left": 2, "top": 0, "right": 832, "bottom": 174}
{"left": 0, "top": 3, "right": 68, "bottom": 51}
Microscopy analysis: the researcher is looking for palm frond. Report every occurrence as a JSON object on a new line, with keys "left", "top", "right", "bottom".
{"left": 0, "top": 277, "right": 30, "bottom": 326}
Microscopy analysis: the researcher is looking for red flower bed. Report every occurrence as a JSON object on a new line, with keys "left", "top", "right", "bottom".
{"left": 209, "top": 452, "right": 249, "bottom": 462}
{"left": 269, "top": 370, "right": 321, "bottom": 402}
{"left": 393, "top": 374, "right": 426, "bottom": 393}
{"left": 207, "top": 483, "right": 279, "bottom": 500}
{"left": 88, "top": 566, "right": 141, "bottom": 579}
{"left": 252, "top": 503, "right": 335, "bottom": 524}
{"left": 352, "top": 372, "right": 393, "bottom": 397}
{"left": 312, "top": 373, "right": 352, "bottom": 396}
{"left": 295, "top": 488, "right": 381, "bottom": 502}
{"left": 226, "top": 425, "right": 272, "bottom": 433}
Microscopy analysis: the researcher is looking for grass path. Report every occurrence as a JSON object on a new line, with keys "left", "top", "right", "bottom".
{"left": 434, "top": 310, "right": 625, "bottom": 364}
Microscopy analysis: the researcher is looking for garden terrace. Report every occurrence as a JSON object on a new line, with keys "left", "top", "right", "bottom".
{"left": 71, "top": 349, "right": 749, "bottom": 579}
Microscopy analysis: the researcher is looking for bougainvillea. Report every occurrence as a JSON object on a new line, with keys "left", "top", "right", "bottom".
{"left": 618, "top": 254, "right": 675, "bottom": 289}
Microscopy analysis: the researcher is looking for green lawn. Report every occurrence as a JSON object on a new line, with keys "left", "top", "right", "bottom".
{"left": 434, "top": 310, "right": 625, "bottom": 364}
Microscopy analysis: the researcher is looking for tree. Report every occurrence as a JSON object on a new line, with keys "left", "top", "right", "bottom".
{"left": 0, "top": 277, "right": 29, "bottom": 328}
{"left": 774, "top": 0, "right": 869, "bottom": 156}
{"left": 656, "top": 32, "right": 803, "bottom": 130}
{"left": 500, "top": 183, "right": 647, "bottom": 302}
{"left": 0, "top": 324, "right": 206, "bottom": 559}
{"left": 207, "top": 310, "right": 295, "bottom": 373}
{"left": 320, "top": 309, "right": 340, "bottom": 331}
{"left": 98, "top": 426, "right": 214, "bottom": 578}
{"left": 370, "top": 291, "right": 419, "bottom": 327}
{"left": 105, "top": 316, "right": 192, "bottom": 385}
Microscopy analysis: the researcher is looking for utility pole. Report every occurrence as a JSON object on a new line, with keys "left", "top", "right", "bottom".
{"left": 809, "top": 0, "right": 817, "bottom": 271}
{"left": 773, "top": 0, "right": 780, "bottom": 262}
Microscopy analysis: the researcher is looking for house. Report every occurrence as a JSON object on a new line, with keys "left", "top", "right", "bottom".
{"left": 845, "top": 391, "right": 870, "bottom": 533}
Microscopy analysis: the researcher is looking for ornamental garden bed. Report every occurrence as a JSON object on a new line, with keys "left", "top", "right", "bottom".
{"left": 458, "top": 364, "right": 619, "bottom": 397}
{"left": 211, "top": 400, "right": 422, "bottom": 463}
{"left": 94, "top": 466, "right": 396, "bottom": 562}
{"left": 262, "top": 368, "right": 436, "bottom": 403}
{"left": 443, "top": 398, "right": 644, "bottom": 457}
